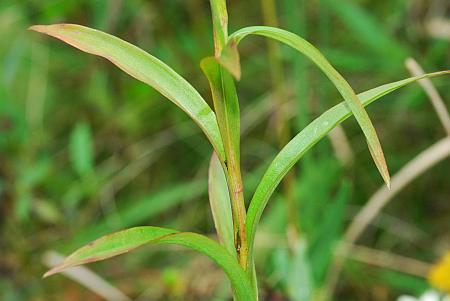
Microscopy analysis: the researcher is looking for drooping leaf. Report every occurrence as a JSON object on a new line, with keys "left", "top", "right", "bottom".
{"left": 29, "top": 24, "right": 225, "bottom": 161}
{"left": 245, "top": 71, "right": 449, "bottom": 267}
{"left": 224, "top": 26, "right": 390, "bottom": 187}
{"left": 45, "top": 227, "right": 255, "bottom": 301}
{"left": 208, "top": 152, "right": 236, "bottom": 256}
{"left": 69, "top": 122, "right": 94, "bottom": 177}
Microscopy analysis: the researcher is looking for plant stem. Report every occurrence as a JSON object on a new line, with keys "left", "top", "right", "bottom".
{"left": 226, "top": 148, "right": 248, "bottom": 268}
{"left": 209, "top": 0, "right": 248, "bottom": 270}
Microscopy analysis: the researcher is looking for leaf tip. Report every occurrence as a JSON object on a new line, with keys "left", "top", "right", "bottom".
{"left": 29, "top": 25, "right": 47, "bottom": 33}
{"left": 367, "top": 139, "right": 391, "bottom": 189}
{"left": 43, "top": 267, "right": 60, "bottom": 278}
{"left": 378, "top": 158, "right": 390, "bottom": 188}
{"left": 382, "top": 171, "right": 391, "bottom": 190}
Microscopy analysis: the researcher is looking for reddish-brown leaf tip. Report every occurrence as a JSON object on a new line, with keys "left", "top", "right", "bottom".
{"left": 43, "top": 266, "right": 61, "bottom": 278}
{"left": 28, "top": 25, "right": 48, "bottom": 33}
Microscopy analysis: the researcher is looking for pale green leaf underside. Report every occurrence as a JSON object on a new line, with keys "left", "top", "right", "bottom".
{"left": 30, "top": 24, "right": 225, "bottom": 161}
{"left": 44, "top": 226, "right": 255, "bottom": 301}
{"left": 245, "top": 71, "right": 449, "bottom": 267}
{"left": 226, "top": 26, "right": 390, "bottom": 187}
{"left": 208, "top": 153, "right": 236, "bottom": 256}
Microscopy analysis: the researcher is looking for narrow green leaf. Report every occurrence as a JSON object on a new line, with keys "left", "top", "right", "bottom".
{"left": 69, "top": 122, "right": 94, "bottom": 177}
{"left": 208, "top": 152, "right": 236, "bottom": 256}
{"left": 45, "top": 227, "right": 255, "bottom": 301}
{"left": 246, "top": 71, "right": 449, "bottom": 268}
{"left": 29, "top": 24, "right": 225, "bottom": 161}
{"left": 224, "top": 26, "right": 390, "bottom": 187}
{"left": 201, "top": 57, "right": 240, "bottom": 165}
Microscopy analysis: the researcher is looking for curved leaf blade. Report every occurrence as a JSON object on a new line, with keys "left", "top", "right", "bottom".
{"left": 208, "top": 152, "right": 236, "bottom": 256}
{"left": 44, "top": 226, "right": 255, "bottom": 301}
{"left": 225, "top": 26, "right": 390, "bottom": 187}
{"left": 29, "top": 24, "right": 225, "bottom": 161}
{"left": 245, "top": 71, "right": 449, "bottom": 267}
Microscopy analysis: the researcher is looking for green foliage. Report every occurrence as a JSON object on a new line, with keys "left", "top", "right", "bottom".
{"left": 24, "top": 1, "right": 449, "bottom": 300}
{"left": 30, "top": 24, "right": 225, "bottom": 161}
{"left": 245, "top": 71, "right": 448, "bottom": 269}
{"left": 45, "top": 226, "right": 256, "bottom": 300}
{"left": 201, "top": 57, "right": 240, "bottom": 165}
{"left": 224, "top": 26, "right": 390, "bottom": 188}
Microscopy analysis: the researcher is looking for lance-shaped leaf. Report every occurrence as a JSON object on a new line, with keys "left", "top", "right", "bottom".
{"left": 245, "top": 71, "right": 449, "bottom": 268}
{"left": 208, "top": 152, "right": 236, "bottom": 256}
{"left": 223, "top": 26, "right": 390, "bottom": 187}
{"left": 29, "top": 24, "right": 225, "bottom": 161}
{"left": 44, "top": 227, "right": 256, "bottom": 301}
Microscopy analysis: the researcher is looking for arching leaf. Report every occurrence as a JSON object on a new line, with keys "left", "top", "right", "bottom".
{"left": 30, "top": 24, "right": 225, "bottom": 161}
{"left": 224, "top": 26, "right": 390, "bottom": 187}
{"left": 245, "top": 71, "right": 449, "bottom": 268}
{"left": 45, "top": 226, "right": 255, "bottom": 301}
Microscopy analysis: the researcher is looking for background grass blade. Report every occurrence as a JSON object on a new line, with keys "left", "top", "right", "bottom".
{"left": 321, "top": 0, "right": 407, "bottom": 68}
{"left": 245, "top": 71, "right": 449, "bottom": 267}
{"left": 225, "top": 26, "right": 390, "bottom": 187}
{"left": 69, "top": 122, "right": 94, "bottom": 177}
{"left": 29, "top": 24, "right": 225, "bottom": 161}
{"left": 45, "top": 227, "right": 255, "bottom": 301}
{"left": 208, "top": 152, "right": 236, "bottom": 256}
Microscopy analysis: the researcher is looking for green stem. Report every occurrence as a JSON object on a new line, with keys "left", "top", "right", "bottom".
{"left": 208, "top": 0, "right": 248, "bottom": 270}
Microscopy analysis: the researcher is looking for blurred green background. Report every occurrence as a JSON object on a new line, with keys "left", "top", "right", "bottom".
{"left": 0, "top": 0, "right": 449, "bottom": 300}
